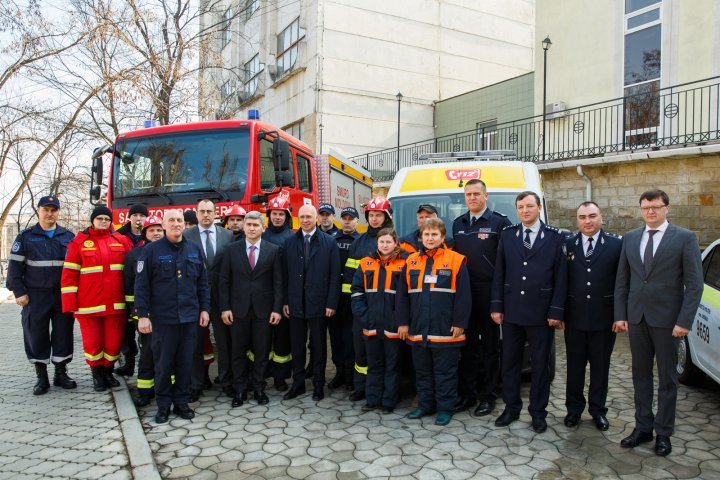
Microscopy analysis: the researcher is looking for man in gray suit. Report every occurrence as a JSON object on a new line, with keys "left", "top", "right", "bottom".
{"left": 614, "top": 189, "right": 703, "bottom": 457}
{"left": 185, "top": 199, "right": 234, "bottom": 400}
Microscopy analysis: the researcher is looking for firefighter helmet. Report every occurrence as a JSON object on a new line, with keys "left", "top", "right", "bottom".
{"left": 365, "top": 196, "right": 392, "bottom": 219}
{"left": 224, "top": 204, "right": 247, "bottom": 219}
{"left": 267, "top": 194, "right": 292, "bottom": 214}
{"left": 141, "top": 215, "right": 163, "bottom": 240}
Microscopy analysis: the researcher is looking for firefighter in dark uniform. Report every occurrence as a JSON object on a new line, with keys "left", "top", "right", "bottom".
{"left": 223, "top": 204, "right": 247, "bottom": 241}
{"left": 452, "top": 179, "right": 511, "bottom": 416}
{"left": 318, "top": 204, "right": 339, "bottom": 237}
{"left": 329, "top": 206, "right": 361, "bottom": 389}
{"left": 563, "top": 201, "right": 622, "bottom": 431}
{"left": 397, "top": 217, "right": 471, "bottom": 426}
{"left": 261, "top": 192, "right": 295, "bottom": 390}
{"left": 134, "top": 209, "right": 210, "bottom": 424}
{"left": 123, "top": 215, "right": 164, "bottom": 406}
{"left": 343, "top": 196, "right": 394, "bottom": 401}
{"left": 491, "top": 191, "right": 568, "bottom": 433}
{"left": 115, "top": 203, "right": 148, "bottom": 377}
{"left": 6, "top": 195, "right": 77, "bottom": 395}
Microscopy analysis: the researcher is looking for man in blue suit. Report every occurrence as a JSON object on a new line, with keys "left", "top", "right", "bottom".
{"left": 491, "top": 191, "right": 567, "bottom": 433}
{"left": 563, "top": 202, "right": 622, "bottom": 431}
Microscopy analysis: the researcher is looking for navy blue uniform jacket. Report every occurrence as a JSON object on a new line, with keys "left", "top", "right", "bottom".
{"left": 452, "top": 209, "right": 511, "bottom": 286}
{"left": 134, "top": 237, "right": 211, "bottom": 324}
{"left": 491, "top": 223, "right": 568, "bottom": 325}
{"left": 565, "top": 230, "right": 622, "bottom": 331}
{"left": 283, "top": 229, "right": 340, "bottom": 318}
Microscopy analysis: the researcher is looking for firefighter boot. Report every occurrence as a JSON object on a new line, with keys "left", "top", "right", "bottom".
{"left": 113, "top": 356, "right": 135, "bottom": 377}
{"left": 53, "top": 363, "right": 77, "bottom": 389}
{"left": 103, "top": 366, "right": 121, "bottom": 388}
{"left": 33, "top": 363, "right": 50, "bottom": 395}
{"left": 92, "top": 367, "right": 107, "bottom": 392}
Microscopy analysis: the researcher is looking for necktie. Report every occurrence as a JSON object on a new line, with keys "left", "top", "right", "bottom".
{"left": 304, "top": 234, "right": 311, "bottom": 265}
{"left": 248, "top": 245, "right": 256, "bottom": 270}
{"left": 586, "top": 237, "right": 594, "bottom": 258}
{"left": 523, "top": 228, "right": 532, "bottom": 249}
{"left": 204, "top": 229, "right": 215, "bottom": 265}
{"left": 643, "top": 230, "right": 658, "bottom": 273}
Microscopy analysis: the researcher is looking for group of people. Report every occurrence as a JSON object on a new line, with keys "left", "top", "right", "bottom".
{"left": 7, "top": 184, "right": 702, "bottom": 457}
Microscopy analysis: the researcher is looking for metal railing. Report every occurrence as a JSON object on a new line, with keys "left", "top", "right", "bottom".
{"left": 352, "top": 76, "right": 720, "bottom": 182}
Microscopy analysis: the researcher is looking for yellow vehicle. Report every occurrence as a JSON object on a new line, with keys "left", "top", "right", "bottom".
{"left": 386, "top": 151, "right": 547, "bottom": 240}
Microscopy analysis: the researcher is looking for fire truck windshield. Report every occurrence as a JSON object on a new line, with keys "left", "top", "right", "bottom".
{"left": 112, "top": 128, "right": 249, "bottom": 200}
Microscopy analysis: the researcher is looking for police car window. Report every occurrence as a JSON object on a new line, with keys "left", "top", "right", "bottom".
{"left": 259, "top": 138, "right": 295, "bottom": 191}
{"left": 704, "top": 246, "right": 720, "bottom": 290}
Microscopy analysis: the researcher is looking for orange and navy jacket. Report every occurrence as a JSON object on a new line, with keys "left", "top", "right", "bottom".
{"left": 396, "top": 246, "right": 471, "bottom": 348}
{"left": 61, "top": 228, "right": 132, "bottom": 317}
{"left": 350, "top": 252, "right": 408, "bottom": 338}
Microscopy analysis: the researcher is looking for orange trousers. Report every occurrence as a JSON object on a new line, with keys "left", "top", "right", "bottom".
{"left": 77, "top": 314, "right": 125, "bottom": 367}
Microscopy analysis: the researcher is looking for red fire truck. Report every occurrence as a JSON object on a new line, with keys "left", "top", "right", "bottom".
{"left": 90, "top": 118, "right": 372, "bottom": 225}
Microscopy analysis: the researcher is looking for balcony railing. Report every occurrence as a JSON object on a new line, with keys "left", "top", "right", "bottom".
{"left": 351, "top": 76, "right": 720, "bottom": 182}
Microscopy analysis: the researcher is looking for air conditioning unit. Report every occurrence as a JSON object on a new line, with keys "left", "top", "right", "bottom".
{"left": 545, "top": 101, "right": 568, "bottom": 120}
{"left": 267, "top": 65, "right": 278, "bottom": 81}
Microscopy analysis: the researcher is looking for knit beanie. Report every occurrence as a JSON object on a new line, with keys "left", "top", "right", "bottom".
{"left": 128, "top": 204, "right": 149, "bottom": 217}
{"left": 183, "top": 210, "right": 198, "bottom": 226}
{"left": 91, "top": 206, "right": 113, "bottom": 223}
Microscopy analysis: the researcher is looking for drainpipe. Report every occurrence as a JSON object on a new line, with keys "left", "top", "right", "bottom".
{"left": 577, "top": 165, "right": 592, "bottom": 201}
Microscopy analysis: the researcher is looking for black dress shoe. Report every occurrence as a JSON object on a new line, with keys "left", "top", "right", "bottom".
{"left": 495, "top": 410, "right": 520, "bottom": 427}
{"left": 349, "top": 390, "right": 365, "bottom": 402}
{"left": 189, "top": 389, "right": 202, "bottom": 403}
{"left": 155, "top": 406, "right": 170, "bottom": 424}
{"left": 312, "top": 387, "right": 324, "bottom": 401}
{"left": 474, "top": 400, "right": 495, "bottom": 417}
{"left": 327, "top": 368, "right": 346, "bottom": 389}
{"left": 654, "top": 435, "right": 672, "bottom": 456}
{"left": 274, "top": 379, "right": 288, "bottom": 392}
{"left": 231, "top": 394, "right": 245, "bottom": 408}
{"left": 564, "top": 413, "right": 581, "bottom": 427}
{"left": 453, "top": 396, "right": 477, "bottom": 413}
{"left": 173, "top": 404, "right": 195, "bottom": 419}
{"left": 592, "top": 414, "right": 610, "bottom": 431}
{"left": 531, "top": 417, "right": 547, "bottom": 433}
{"left": 382, "top": 406, "right": 395, "bottom": 414}
{"left": 283, "top": 384, "right": 306, "bottom": 400}
{"left": 620, "top": 428, "right": 654, "bottom": 448}
{"left": 362, "top": 404, "right": 380, "bottom": 412}
{"left": 255, "top": 392, "right": 269, "bottom": 405}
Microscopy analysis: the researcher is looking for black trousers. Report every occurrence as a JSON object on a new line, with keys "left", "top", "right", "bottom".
{"left": 136, "top": 332, "right": 154, "bottom": 391}
{"left": 289, "top": 316, "right": 327, "bottom": 387}
{"left": 269, "top": 318, "right": 292, "bottom": 380}
{"left": 152, "top": 322, "right": 197, "bottom": 407}
{"left": 501, "top": 322, "right": 554, "bottom": 418}
{"left": 230, "top": 311, "right": 271, "bottom": 393}
{"left": 364, "top": 334, "right": 401, "bottom": 408}
{"left": 352, "top": 316, "right": 368, "bottom": 391}
{"left": 564, "top": 327, "right": 615, "bottom": 416}
{"left": 21, "top": 289, "right": 74, "bottom": 364}
{"left": 412, "top": 345, "right": 460, "bottom": 413}
{"left": 120, "top": 318, "right": 138, "bottom": 360}
{"left": 458, "top": 284, "right": 499, "bottom": 401}
{"left": 328, "top": 295, "right": 354, "bottom": 370}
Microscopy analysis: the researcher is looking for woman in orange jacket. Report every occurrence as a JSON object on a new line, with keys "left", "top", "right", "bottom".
{"left": 61, "top": 206, "right": 132, "bottom": 391}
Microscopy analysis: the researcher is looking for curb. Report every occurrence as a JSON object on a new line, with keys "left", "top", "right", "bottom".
{"left": 112, "top": 378, "right": 162, "bottom": 480}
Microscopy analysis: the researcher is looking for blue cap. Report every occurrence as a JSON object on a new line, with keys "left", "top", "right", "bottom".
{"left": 38, "top": 196, "right": 60, "bottom": 208}
{"left": 318, "top": 204, "right": 335, "bottom": 215}
{"left": 340, "top": 207, "right": 359, "bottom": 219}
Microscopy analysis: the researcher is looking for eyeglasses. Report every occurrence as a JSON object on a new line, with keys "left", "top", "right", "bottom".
{"left": 94, "top": 217, "right": 112, "bottom": 222}
{"left": 640, "top": 205, "right": 667, "bottom": 212}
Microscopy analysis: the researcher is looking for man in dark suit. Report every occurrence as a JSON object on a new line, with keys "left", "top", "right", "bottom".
{"left": 491, "top": 191, "right": 567, "bottom": 433}
{"left": 219, "top": 211, "right": 283, "bottom": 407}
{"left": 283, "top": 204, "right": 340, "bottom": 401}
{"left": 563, "top": 201, "right": 622, "bottom": 431}
{"left": 185, "top": 199, "right": 234, "bottom": 399}
{"left": 614, "top": 189, "right": 703, "bottom": 456}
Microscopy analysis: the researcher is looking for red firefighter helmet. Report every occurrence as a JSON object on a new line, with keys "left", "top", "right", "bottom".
{"left": 267, "top": 193, "right": 292, "bottom": 214}
{"left": 365, "top": 196, "right": 392, "bottom": 219}
{"left": 224, "top": 205, "right": 247, "bottom": 219}
{"left": 142, "top": 215, "right": 162, "bottom": 230}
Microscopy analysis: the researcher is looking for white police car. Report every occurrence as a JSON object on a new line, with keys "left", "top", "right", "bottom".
{"left": 677, "top": 239, "right": 720, "bottom": 385}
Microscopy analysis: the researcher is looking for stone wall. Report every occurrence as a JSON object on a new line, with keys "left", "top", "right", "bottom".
{"left": 540, "top": 153, "right": 720, "bottom": 247}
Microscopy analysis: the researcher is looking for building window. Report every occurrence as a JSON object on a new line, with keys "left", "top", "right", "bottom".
{"left": 284, "top": 120, "right": 304, "bottom": 141}
{"left": 221, "top": 8, "right": 232, "bottom": 49}
{"left": 276, "top": 18, "right": 305, "bottom": 78}
{"left": 220, "top": 80, "right": 233, "bottom": 102}
{"left": 624, "top": 0, "right": 662, "bottom": 146}
{"left": 476, "top": 119, "right": 498, "bottom": 150}
{"left": 246, "top": 0, "right": 259, "bottom": 19}
{"left": 244, "top": 54, "right": 262, "bottom": 98}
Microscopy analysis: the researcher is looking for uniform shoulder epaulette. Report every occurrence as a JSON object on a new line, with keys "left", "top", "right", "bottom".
{"left": 492, "top": 211, "right": 507, "bottom": 217}
{"left": 566, "top": 231, "right": 580, "bottom": 239}
{"left": 543, "top": 224, "right": 561, "bottom": 233}
{"left": 604, "top": 231, "right": 622, "bottom": 239}
{"left": 503, "top": 223, "right": 520, "bottom": 231}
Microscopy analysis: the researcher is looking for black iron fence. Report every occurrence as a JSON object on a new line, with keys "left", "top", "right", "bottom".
{"left": 351, "top": 76, "right": 720, "bottom": 182}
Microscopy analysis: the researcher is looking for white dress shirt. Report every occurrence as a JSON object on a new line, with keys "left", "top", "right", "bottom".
{"left": 199, "top": 225, "right": 217, "bottom": 257}
{"left": 522, "top": 219, "right": 542, "bottom": 248}
{"left": 640, "top": 220, "right": 668, "bottom": 261}
{"left": 582, "top": 232, "right": 600, "bottom": 256}
{"left": 246, "top": 238, "right": 261, "bottom": 258}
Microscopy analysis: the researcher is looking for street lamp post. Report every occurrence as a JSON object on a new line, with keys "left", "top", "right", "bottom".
{"left": 542, "top": 36, "right": 552, "bottom": 162}
{"left": 396, "top": 92, "right": 403, "bottom": 171}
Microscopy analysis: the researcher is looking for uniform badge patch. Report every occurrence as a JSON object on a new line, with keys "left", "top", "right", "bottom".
{"left": 410, "top": 259, "right": 417, "bottom": 266}
{"left": 83, "top": 240, "right": 94, "bottom": 248}
{"left": 136, "top": 261, "right": 144, "bottom": 273}
{"left": 11, "top": 242, "right": 20, "bottom": 252}
{"left": 478, "top": 233, "right": 489, "bottom": 240}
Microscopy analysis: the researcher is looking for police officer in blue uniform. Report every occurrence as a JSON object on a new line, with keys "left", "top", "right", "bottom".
{"left": 134, "top": 209, "right": 210, "bottom": 424}
{"left": 452, "top": 179, "right": 511, "bottom": 416}
{"left": 7, "top": 195, "right": 77, "bottom": 395}
{"left": 318, "top": 204, "right": 340, "bottom": 237}
{"left": 491, "top": 191, "right": 568, "bottom": 433}
{"left": 563, "top": 201, "right": 622, "bottom": 431}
